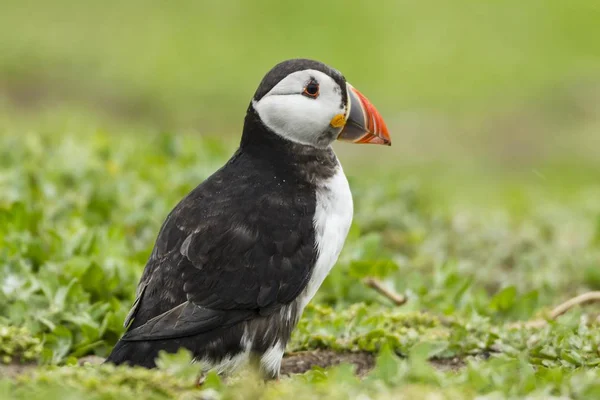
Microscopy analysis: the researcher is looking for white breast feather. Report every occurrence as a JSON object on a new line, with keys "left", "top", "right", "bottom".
{"left": 299, "top": 163, "right": 353, "bottom": 310}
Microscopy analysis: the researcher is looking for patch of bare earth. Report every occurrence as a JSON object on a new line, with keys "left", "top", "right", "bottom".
{"left": 281, "top": 350, "right": 465, "bottom": 376}
{"left": 0, "top": 362, "right": 37, "bottom": 379}
{"left": 281, "top": 350, "right": 376, "bottom": 377}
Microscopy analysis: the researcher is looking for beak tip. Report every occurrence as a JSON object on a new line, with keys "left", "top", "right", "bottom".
{"left": 380, "top": 131, "right": 392, "bottom": 146}
{"left": 381, "top": 131, "right": 391, "bottom": 146}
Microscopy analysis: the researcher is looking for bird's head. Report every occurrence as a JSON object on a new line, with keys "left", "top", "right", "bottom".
{"left": 249, "top": 59, "right": 391, "bottom": 149}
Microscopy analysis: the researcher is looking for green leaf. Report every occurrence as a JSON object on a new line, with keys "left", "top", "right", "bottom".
{"left": 201, "top": 370, "right": 223, "bottom": 391}
{"left": 155, "top": 348, "right": 202, "bottom": 382}
{"left": 366, "top": 342, "right": 404, "bottom": 386}
{"left": 42, "top": 325, "right": 73, "bottom": 364}
{"left": 489, "top": 286, "right": 517, "bottom": 313}
{"left": 80, "top": 262, "right": 106, "bottom": 296}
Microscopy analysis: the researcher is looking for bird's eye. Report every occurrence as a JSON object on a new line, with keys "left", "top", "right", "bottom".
{"left": 303, "top": 80, "right": 320, "bottom": 98}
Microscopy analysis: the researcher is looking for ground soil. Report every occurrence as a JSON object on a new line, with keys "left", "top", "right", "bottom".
{"left": 281, "top": 350, "right": 376, "bottom": 376}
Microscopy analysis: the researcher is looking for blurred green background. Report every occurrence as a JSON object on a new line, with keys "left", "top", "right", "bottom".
{"left": 1, "top": 0, "right": 599, "bottom": 170}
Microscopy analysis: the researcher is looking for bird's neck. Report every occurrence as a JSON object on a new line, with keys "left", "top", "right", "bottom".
{"left": 239, "top": 106, "right": 339, "bottom": 183}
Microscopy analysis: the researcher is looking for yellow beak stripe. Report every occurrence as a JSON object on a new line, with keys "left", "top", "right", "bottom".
{"left": 329, "top": 113, "right": 346, "bottom": 128}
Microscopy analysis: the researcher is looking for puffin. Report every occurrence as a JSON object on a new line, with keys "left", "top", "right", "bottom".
{"left": 105, "top": 58, "right": 391, "bottom": 379}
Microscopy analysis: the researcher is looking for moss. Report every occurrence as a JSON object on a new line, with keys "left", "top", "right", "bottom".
{"left": 0, "top": 326, "right": 42, "bottom": 364}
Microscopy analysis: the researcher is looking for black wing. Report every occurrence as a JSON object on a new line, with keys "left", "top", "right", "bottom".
{"left": 121, "top": 150, "right": 317, "bottom": 341}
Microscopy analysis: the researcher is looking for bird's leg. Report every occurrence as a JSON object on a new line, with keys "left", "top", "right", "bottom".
{"left": 195, "top": 373, "right": 206, "bottom": 387}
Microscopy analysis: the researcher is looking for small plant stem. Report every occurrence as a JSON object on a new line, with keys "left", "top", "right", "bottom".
{"left": 363, "top": 277, "right": 407, "bottom": 306}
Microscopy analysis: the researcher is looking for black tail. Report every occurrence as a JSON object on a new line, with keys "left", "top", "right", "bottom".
{"left": 104, "top": 339, "right": 183, "bottom": 368}
{"left": 105, "top": 329, "right": 243, "bottom": 369}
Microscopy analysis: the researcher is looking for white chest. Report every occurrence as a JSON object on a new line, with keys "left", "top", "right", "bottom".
{"left": 299, "top": 164, "right": 353, "bottom": 309}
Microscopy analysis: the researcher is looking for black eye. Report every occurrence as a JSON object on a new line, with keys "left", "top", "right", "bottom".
{"left": 303, "top": 80, "right": 320, "bottom": 98}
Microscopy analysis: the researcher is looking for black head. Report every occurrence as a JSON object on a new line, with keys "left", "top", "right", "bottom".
{"left": 253, "top": 59, "right": 348, "bottom": 106}
{"left": 244, "top": 58, "right": 391, "bottom": 149}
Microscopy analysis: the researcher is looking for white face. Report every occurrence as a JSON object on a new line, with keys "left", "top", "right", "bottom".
{"left": 252, "top": 69, "right": 346, "bottom": 148}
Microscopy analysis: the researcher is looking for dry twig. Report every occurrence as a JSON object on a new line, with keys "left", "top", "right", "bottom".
{"left": 363, "top": 277, "right": 407, "bottom": 306}
{"left": 508, "top": 291, "right": 600, "bottom": 329}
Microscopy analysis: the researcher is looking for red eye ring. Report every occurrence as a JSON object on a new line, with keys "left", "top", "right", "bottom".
{"left": 303, "top": 80, "right": 320, "bottom": 98}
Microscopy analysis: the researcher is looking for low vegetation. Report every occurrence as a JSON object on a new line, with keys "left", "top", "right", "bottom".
{"left": 0, "top": 130, "right": 599, "bottom": 398}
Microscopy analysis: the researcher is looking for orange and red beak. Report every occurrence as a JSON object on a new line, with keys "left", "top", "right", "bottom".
{"left": 336, "top": 83, "right": 391, "bottom": 146}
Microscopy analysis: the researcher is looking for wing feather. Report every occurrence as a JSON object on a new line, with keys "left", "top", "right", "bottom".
{"left": 120, "top": 151, "right": 317, "bottom": 341}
